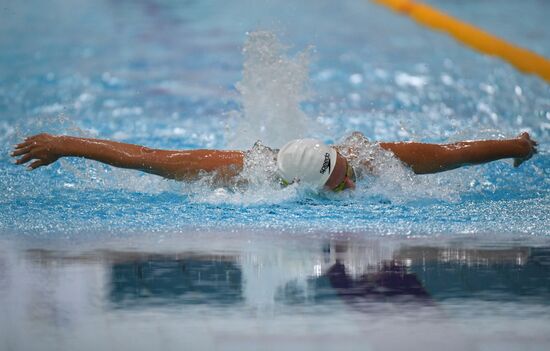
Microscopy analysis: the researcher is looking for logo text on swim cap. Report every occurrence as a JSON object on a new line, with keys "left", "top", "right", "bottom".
{"left": 320, "top": 153, "right": 331, "bottom": 174}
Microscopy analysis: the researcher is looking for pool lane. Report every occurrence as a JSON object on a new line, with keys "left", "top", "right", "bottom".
{"left": 372, "top": 0, "right": 550, "bottom": 83}
{"left": 1, "top": 0, "right": 549, "bottom": 237}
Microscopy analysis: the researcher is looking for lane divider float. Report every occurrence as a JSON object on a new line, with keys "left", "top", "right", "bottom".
{"left": 372, "top": 0, "right": 550, "bottom": 83}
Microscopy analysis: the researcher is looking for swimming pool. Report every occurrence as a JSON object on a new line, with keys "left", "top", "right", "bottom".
{"left": 1, "top": 0, "right": 549, "bottom": 350}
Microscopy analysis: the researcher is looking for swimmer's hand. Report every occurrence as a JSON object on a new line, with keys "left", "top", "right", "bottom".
{"left": 513, "top": 132, "right": 538, "bottom": 168}
{"left": 11, "top": 133, "right": 62, "bottom": 170}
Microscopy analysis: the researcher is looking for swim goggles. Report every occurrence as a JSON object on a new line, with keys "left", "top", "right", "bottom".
{"left": 279, "top": 158, "right": 356, "bottom": 192}
{"left": 331, "top": 159, "right": 356, "bottom": 192}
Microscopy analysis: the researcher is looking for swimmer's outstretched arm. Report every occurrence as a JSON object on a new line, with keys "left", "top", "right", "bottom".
{"left": 379, "top": 132, "right": 537, "bottom": 174}
{"left": 11, "top": 134, "right": 244, "bottom": 181}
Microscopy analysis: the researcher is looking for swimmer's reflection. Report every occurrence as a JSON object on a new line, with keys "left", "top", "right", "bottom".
{"left": 308, "top": 241, "right": 433, "bottom": 308}
{"left": 320, "top": 242, "right": 550, "bottom": 305}
{"left": 325, "top": 260, "right": 431, "bottom": 304}
{"left": 103, "top": 244, "right": 550, "bottom": 309}
{"left": 107, "top": 251, "right": 433, "bottom": 309}
{"left": 107, "top": 254, "right": 432, "bottom": 309}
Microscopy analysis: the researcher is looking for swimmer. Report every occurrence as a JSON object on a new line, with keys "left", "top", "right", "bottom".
{"left": 11, "top": 132, "right": 537, "bottom": 191}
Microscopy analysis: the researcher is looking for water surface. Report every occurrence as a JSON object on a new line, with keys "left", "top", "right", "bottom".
{"left": 1, "top": 0, "right": 549, "bottom": 349}
{"left": 2, "top": 233, "right": 550, "bottom": 351}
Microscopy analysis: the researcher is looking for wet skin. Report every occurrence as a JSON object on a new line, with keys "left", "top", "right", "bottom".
{"left": 11, "top": 132, "right": 537, "bottom": 190}
{"left": 324, "top": 152, "right": 356, "bottom": 191}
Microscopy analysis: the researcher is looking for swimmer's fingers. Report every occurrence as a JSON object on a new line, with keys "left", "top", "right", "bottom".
{"left": 23, "top": 134, "right": 44, "bottom": 142}
{"left": 14, "top": 140, "right": 32, "bottom": 149}
{"left": 15, "top": 153, "right": 34, "bottom": 165}
{"left": 12, "top": 136, "right": 40, "bottom": 157}
{"left": 513, "top": 132, "right": 538, "bottom": 167}
{"left": 532, "top": 139, "right": 538, "bottom": 153}
{"left": 11, "top": 145, "right": 31, "bottom": 157}
{"left": 513, "top": 153, "right": 531, "bottom": 167}
{"left": 13, "top": 133, "right": 54, "bottom": 150}
{"left": 518, "top": 132, "right": 538, "bottom": 149}
{"left": 12, "top": 134, "right": 61, "bottom": 168}
{"left": 27, "top": 159, "right": 46, "bottom": 170}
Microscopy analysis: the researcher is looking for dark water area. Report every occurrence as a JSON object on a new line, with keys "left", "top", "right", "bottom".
{"left": 2, "top": 232, "right": 550, "bottom": 350}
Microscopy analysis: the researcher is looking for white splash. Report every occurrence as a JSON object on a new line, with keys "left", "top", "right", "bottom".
{"left": 337, "top": 132, "right": 466, "bottom": 203}
{"left": 189, "top": 141, "right": 300, "bottom": 205}
{"left": 227, "top": 31, "right": 318, "bottom": 149}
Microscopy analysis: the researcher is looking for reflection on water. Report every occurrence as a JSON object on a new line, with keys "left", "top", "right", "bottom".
{"left": 109, "top": 253, "right": 243, "bottom": 307}
{"left": 401, "top": 246, "right": 550, "bottom": 303}
{"left": 105, "top": 242, "right": 549, "bottom": 308}
{"left": 2, "top": 233, "right": 549, "bottom": 350}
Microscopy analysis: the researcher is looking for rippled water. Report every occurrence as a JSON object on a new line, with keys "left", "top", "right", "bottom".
{"left": 1, "top": 0, "right": 549, "bottom": 236}
{"left": 1, "top": 0, "right": 549, "bottom": 349}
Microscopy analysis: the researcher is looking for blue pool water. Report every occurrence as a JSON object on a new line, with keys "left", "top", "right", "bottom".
{"left": 1, "top": 0, "right": 549, "bottom": 350}
{"left": 1, "top": 0, "right": 549, "bottom": 237}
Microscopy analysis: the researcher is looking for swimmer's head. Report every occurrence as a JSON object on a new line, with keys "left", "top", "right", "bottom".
{"left": 277, "top": 138, "right": 354, "bottom": 190}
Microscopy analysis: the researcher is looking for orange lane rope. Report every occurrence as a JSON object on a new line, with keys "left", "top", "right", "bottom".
{"left": 372, "top": 0, "right": 550, "bottom": 83}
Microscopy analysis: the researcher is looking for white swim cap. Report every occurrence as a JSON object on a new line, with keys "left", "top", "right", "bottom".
{"left": 277, "top": 139, "right": 337, "bottom": 188}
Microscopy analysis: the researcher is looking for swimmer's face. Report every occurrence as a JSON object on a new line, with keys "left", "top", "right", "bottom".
{"left": 324, "top": 152, "right": 356, "bottom": 191}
